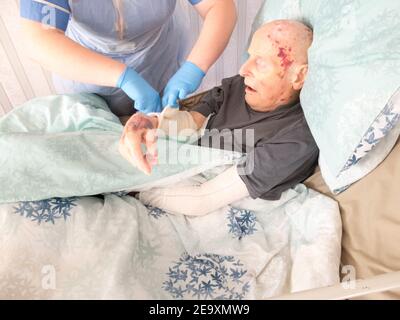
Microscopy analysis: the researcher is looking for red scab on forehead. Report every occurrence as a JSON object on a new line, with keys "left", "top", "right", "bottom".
{"left": 277, "top": 47, "right": 294, "bottom": 70}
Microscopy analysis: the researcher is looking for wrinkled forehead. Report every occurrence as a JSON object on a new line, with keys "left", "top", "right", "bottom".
{"left": 249, "top": 21, "right": 311, "bottom": 60}
{"left": 248, "top": 29, "right": 286, "bottom": 60}
{"left": 253, "top": 24, "right": 293, "bottom": 47}
{"left": 249, "top": 31, "right": 277, "bottom": 56}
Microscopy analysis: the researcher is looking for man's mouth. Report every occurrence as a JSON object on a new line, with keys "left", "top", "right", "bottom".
{"left": 245, "top": 84, "right": 257, "bottom": 93}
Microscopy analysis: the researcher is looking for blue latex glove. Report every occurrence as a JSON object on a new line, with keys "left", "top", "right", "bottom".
{"left": 117, "top": 67, "right": 162, "bottom": 113}
{"left": 162, "top": 61, "right": 206, "bottom": 108}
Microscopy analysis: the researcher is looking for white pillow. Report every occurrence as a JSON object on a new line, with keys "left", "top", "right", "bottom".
{"left": 320, "top": 91, "right": 400, "bottom": 193}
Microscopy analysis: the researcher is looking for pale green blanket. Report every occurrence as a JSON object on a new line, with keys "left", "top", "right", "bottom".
{"left": 0, "top": 94, "right": 240, "bottom": 203}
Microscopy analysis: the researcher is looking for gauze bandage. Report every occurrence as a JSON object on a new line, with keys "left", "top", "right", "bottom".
{"left": 151, "top": 107, "right": 200, "bottom": 141}
{"left": 139, "top": 165, "right": 249, "bottom": 216}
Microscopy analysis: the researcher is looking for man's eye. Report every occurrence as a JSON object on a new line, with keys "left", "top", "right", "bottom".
{"left": 256, "top": 59, "right": 268, "bottom": 71}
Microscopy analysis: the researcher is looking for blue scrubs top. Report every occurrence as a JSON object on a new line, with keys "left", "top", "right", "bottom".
{"left": 20, "top": 0, "right": 203, "bottom": 112}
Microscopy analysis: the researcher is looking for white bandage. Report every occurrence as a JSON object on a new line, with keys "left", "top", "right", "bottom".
{"left": 152, "top": 107, "right": 199, "bottom": 140}
{"left": 139, "top": 165, "right": 249, "bottom": 216}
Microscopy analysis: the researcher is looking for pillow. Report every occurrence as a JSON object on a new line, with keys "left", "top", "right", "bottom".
{"left": 320, "top": 89, "right": 400, "bottom": 193}
{"left": 251, "top": 0, "right": 400, "bottom": 178}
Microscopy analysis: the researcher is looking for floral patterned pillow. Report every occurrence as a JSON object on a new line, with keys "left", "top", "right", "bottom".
{"left": 342, "top": 89, "right": 400, "bottom": 172}
{"left": 320, "top": 89, "right": 400, "bottom": 193}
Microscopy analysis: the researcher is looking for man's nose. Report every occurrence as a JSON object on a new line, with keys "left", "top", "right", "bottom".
{"left": 239, "top": 60, "right": 252, "bottom": 77}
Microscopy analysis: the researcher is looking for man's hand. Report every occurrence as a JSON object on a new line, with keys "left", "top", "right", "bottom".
{"left": 119, "top": 113, "right": 159, "bottom": 175}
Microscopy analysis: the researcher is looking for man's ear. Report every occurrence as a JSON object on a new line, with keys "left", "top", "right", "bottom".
{"left": 291, "top": 64, "right": 308, "bottom": 91}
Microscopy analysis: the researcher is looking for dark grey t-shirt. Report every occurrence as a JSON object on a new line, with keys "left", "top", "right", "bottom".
{"left": 193, "top": 75, "right": 319, "bottom": 200}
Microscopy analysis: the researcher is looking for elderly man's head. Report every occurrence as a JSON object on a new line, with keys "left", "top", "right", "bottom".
{"left": 239, "top": 20, "right": 313, "bottom": 111}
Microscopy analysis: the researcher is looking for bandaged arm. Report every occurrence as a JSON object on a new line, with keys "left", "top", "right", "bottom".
{"left": 139, "top": 165, "right": 249, "bottom": 216}
{"left": 150, "top": 107, "right": 207, "bottom": 138}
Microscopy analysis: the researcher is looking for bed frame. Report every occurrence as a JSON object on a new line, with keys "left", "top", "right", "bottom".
{"left": 270, "top": 271, "right": 400, "bottom": 300}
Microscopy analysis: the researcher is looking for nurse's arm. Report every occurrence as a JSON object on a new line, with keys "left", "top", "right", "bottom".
{"left": 20, "top": 19, "right": 125, "bottom": 87}
{"left": 188, "top": 0, "right": 237, "bottom": 72}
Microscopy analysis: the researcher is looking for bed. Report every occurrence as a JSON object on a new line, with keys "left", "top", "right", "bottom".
{"left": 1, "top": 0, "right": 399, "bottom": 300}
{"left": 0, "top": 92, "right": 398, "bottom": 300}
{"left": 0, "top": 93, "right": 344, "bottom": 299}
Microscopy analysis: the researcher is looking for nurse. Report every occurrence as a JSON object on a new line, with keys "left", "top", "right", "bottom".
{"left": 20, "top": 0, "right": 237, "bottom": 116}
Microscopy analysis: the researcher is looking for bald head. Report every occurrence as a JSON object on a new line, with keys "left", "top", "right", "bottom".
{"left": 255, "top": 20, "right": 313, "bottom": 67}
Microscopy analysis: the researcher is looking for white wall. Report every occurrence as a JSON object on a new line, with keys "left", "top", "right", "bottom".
{"left": 0, "top": 0, "right": 263, "bottom": 116}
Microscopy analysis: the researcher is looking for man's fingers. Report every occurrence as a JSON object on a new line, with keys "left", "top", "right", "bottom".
{"left": 120, "top": 113, "right": 161, "bottom": 174}
{"left": 145, "top": 129, "right": 158, "bottom": 165}
{"left": 125, "top": 130, "right": 152, "bottom": 175}
{"left": 120, "top": 135, "right": 140, "bottom": 168}
{"left": 119, "top": 134, "right": 136, "bottom": 166}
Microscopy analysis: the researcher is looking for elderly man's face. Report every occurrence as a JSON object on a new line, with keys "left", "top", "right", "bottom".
{"left": 239, "top": 21, "right": 312, "bottom": 112}
{"left": 240, "top": 31, "right": 294, "bottom": 111}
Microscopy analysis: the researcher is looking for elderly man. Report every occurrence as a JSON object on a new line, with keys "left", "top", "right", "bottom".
{"left": 119, "top": 20, "right": 318, "bottom": 216}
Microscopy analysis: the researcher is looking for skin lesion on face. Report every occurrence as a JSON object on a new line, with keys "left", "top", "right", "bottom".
{"left": 277, "top": 47, "right": 294, "bottom": 71}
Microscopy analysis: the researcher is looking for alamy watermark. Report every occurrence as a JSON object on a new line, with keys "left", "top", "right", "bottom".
{"left": 40, "top": 6, "right": 57, "bottom": 30}
{"left": 151, "top": 122, "right": 256, "bottom": 175}
{"left": 341, "top": 265, "right": 356, "bottom": 290}
{"left": 41, "top": 264, "right": 56, "bottom": 290}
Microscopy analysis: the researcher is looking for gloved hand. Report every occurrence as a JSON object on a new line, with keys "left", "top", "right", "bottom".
{"left": 117, "top": 67, "right": 162, "bottom": 113}
{"left": 162, "top": 61, "right": 205, "bottom": 108}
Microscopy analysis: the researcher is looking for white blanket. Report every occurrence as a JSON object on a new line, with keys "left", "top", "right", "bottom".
{"left": 0, "top": 180, "right": 341, "bottom": 299}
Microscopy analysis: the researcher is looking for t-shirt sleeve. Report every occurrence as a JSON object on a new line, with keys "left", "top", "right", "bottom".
{"left": 192, "top": 85, "right": 225, "bottom": 117}
{"left": 237, "top": 122, "right": 319, "bottom": 200}
{"left": 20, "top": 0, "right": 71, "bottom": 31}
